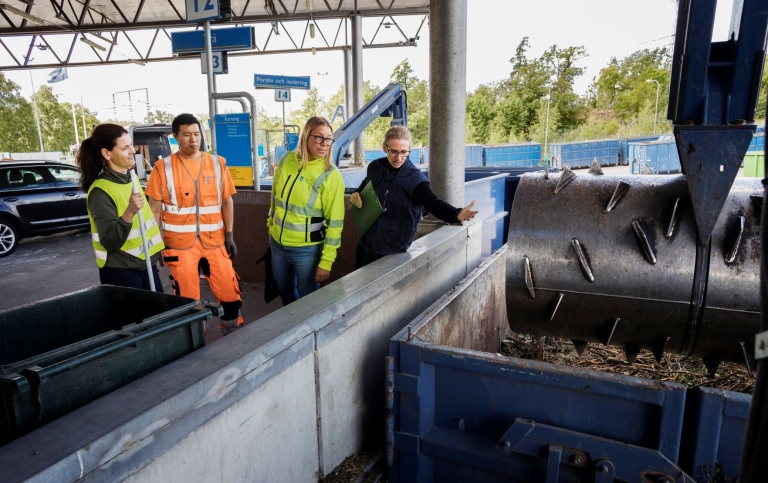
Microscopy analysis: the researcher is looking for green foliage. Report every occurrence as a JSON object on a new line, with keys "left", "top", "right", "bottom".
{"left": 0, "top": 73, "right": 38, "bottom": 152}
{"left": 391, "top": 59, "right": 429, "bottom": 147}
{"left": 756, "top": 56, "right": 767, "bottom": 120}
{"left": 144, "top": 109, "right": 175, "bottom": 124}
{"left": 588, "top": 48, "right": 670, "bottom": 122}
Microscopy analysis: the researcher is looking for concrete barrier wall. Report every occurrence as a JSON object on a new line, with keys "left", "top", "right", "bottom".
{"left": 0, "top": 220, "right": 482, "bottom": 483}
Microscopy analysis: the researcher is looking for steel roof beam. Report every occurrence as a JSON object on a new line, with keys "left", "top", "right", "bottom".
{"left": 0, "top": 41, "right": 416, "bottom": 70}
{"left": 0, "top": 7, "right": 429, "bottom": 35}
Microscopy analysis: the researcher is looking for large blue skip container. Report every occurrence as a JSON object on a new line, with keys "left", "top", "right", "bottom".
{"left": 629, "top": 136, "right": 681, "bottom": 174}
{"left": 619, "top": 136, "right": 659, "bottom": 165}
{"left": 484, "top": 143, "right": 542, "bottom": 167}
{"left": 549, "top": 139, "right": 620, "bottom": 169}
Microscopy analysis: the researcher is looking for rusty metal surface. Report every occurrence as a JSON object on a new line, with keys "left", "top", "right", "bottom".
{"left": 506, "top": 172, "right": 760, "bottom": 363}
{"left": 414, "top": 247, "right": 508, "bottom": 354}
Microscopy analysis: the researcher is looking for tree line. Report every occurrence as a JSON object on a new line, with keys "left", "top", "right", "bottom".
{"left": 3, "top": 38, "right": 767, "bottom": 154}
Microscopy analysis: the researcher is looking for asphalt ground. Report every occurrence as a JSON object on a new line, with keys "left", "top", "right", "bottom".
{"left": 0, "top": 228, "right": 282, "bottom": 344}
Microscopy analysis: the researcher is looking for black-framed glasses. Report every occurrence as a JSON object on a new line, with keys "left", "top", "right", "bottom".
{"left": 311, "top": 135, "right": 335, "bottom": 145}
{"left": 386, "top": 149, "right": 410, "bottom": 157}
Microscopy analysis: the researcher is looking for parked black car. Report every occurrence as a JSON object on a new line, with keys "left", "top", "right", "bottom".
{"left": 0, "top": 161, "right": 88, "bottom": 257}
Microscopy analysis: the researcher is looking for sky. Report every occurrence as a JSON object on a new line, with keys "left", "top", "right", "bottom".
{"left": 3, "top": 0, "right": 736, "bottom": 123}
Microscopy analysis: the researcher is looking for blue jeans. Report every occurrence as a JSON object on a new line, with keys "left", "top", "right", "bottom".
{"left": 270, "top": 237, "right": 322, "bottom": 305}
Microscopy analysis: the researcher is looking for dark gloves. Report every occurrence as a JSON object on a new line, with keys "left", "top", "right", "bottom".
{"left": 225, "top": 232, "right": 237, "bottom": 260}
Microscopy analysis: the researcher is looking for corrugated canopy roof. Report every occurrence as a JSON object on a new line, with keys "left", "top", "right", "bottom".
{"left": 0, "top": 0, "right": 430, "bottom": 68}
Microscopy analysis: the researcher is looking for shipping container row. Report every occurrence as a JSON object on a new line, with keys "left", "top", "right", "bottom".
{"left": 268, "top": 131, "right": 764, "bottom": 173}
{"left": 629, "top": 132, "right": 765, "bottom": 175}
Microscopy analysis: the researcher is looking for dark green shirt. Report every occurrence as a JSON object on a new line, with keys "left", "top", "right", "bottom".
{"left": 87, "top": 166, "right": 162, "bottom": 270}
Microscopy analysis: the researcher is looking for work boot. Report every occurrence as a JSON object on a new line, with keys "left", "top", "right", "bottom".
{"left": 219, "top": 309, "right": 244, "bottom": 336}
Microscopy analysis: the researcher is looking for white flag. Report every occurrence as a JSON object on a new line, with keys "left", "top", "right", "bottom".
{"left": 47, "top": 67, "right": 68, "bottom": 83}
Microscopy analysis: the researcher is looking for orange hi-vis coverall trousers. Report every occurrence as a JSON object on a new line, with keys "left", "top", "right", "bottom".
{"left": 146, "top": 153, "right": 243, "bottom": 334}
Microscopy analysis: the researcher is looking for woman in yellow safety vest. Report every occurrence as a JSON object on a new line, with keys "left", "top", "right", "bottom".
{"left": 77, "top": 123, "right": 165, "bottom": 291}
{"left": 268, "top": 116, "right": 346, "bottom": 305}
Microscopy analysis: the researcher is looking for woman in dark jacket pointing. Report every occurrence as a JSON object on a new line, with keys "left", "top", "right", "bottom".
{"left": 350, "top": 126, "right": 478, "bottom": 268}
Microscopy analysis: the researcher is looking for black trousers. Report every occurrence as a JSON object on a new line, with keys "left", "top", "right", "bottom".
{"left": 99, "top": 265, "right": 164, "bottom": 292}
{"left": 354, "top": 241, "right": 387, "bottom": 269}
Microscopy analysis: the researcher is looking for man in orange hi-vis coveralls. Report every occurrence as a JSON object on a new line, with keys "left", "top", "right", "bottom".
{"left": 146, "top": 113, "right": 243, "bottom": 336}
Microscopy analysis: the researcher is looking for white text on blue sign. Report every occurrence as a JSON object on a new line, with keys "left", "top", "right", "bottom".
{"left": 254, "top": 75, "right": 311, "bottom": 90}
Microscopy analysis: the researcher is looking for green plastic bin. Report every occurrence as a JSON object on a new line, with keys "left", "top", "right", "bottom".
{"left": 0, "top": 285, "right": 220, "bottom": 445}
{"left": 743, "top": 151, "right": 765, "bottom": 178}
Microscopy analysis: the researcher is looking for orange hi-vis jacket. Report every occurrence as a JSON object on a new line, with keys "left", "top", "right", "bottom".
{"left": 151, "top": 153, "right": 229, "bottom": 250}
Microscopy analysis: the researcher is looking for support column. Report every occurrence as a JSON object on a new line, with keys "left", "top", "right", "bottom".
{"left": 429, "top": 0, "right": 467, "bottom": 207}
{"left": 351, "top": 14, "right": 364, "bottom": 159}
{"left": 204, "top": 21, "right": 217, "bottom": 153}
{"left": 343, "top": 47, "right": 354, "bottom": 125}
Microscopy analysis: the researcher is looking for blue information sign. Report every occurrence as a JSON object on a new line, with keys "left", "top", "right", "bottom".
{"left": 254, "top": 74, "right": 311, "bottom": 90}
{"left": 214, "top": 113, "right": 253, "bottom": 186}
{"left": 171, "top": 27, "right": 254, "bottom": 54}
{"left": 285, "top": 133, "right": 299, "bottom": 151}
{"left": 185, "top": 0, "right": 220, "bottom": 23}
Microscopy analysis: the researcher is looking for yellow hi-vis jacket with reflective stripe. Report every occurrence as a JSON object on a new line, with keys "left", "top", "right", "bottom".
{"left": 268, "top": 152, "right": 346, "bottom": 271}
{"left": 88, "top": 179, "right": 164, "bottom": 268}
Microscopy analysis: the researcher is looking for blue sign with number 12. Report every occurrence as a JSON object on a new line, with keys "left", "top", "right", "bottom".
{"left": 185, "top": 0, "right": 220, "bottom": 23}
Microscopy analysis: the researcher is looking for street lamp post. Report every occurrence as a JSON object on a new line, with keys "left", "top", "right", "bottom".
{"left": 544, "top": 84, "right": 552, "bottom": 160}
{"left": 318, "top": 71, "right": 328, "bottom": 100}
{"left": 646, "top": 79, "right": 660, "bottom": 135}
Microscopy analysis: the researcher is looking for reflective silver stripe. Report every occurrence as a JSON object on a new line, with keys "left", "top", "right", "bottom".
{"left": 127, "top": 219, "right": 159, "bottom": 240}
{"left": 161, "top": 204, "right": 221, "bottom": 216}
{"left": 123, "top": 233, "right": 164, "bottom": 257}
{"left": 92, "top": 233, "right": 100, "bottom": 242}
{"left": 270, "top": 213, "right": 323, "bottom": 233}
{"left": 326, "top": 219, "right": 344, "bottom": 228}
{"left": 211, "top": 154, "right": 222, "bottom": 206}
{"left": 94, "top": 249, "right": 108, "bottom": 261}
{"left": 324, "top": 237, "right": 341, "bottom": 247}
{"left": 306, "top": 170, "right": 332, "bottom": 208}
{"left": 163, "top": 221, "right": 224, "bottom": 233}
{"left": 163, "top": 156, "right": 177, "bottom": 206}
{"left": 274, "top": 198, "right": 323, "bottom": 217}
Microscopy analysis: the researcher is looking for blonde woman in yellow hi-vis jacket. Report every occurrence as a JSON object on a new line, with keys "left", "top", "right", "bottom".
{"left": 268, "top": 116, "right": 345, "bottom": 305}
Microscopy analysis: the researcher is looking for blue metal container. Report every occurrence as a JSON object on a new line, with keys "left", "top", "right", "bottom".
{"left": 550, "top": 139, "right": 621, "bottom": 169}
{"left": 679, "top": 387, "right": 750, "bottom": 482}
{"left": 628, "top": 136, "right": 681, "bottom": 174}
{"left": 619, "top": 136, "right": 659, "bottom": 165}
{"left": 462, "top": 172, "right": 508, "bottom": 257}
{"left": 748, "top": 132, "right": 765, "bottom": 152}
{"left": 388, "top": 289, "right": 752, "bottom": 482}
{"left": 484, "top": 143, "right": 542, "bottom": 167}
{"left": 421, "top": 146, "right": 430, "bottom": 164}
{"left": 465, "top": 144, "right": 484, "bottom": 167}
{"left": 388, "top": 333, "right": 688, "bottom": 482}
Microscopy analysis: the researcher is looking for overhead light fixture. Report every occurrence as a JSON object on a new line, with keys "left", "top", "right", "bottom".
{"left": 306, "top": 0, "right": 313, "bottom": 11}
{"left": 127, "top": 59, "right": 146, "bottom": 66}
{"left": 382, "top": 22, "right": 392, "bottom": 29}
{"left": 88, "top": 32, "right": 117, "bottom": 46}
{"left": 0, "top": 3, "right": 45, "bottom": 24}
{"left": 309, "top": 22, "right": 315, "bottom": 39}
{"left": 80, "top": 36, "right": 106, "bottom": 52}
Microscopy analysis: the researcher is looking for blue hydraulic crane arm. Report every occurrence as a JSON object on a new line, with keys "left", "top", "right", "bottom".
{"left": 667, "top": 0, "right": 768, "bottom": 246}
{"left": 331, "top": 83, "right": 408, "bottom": 165}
